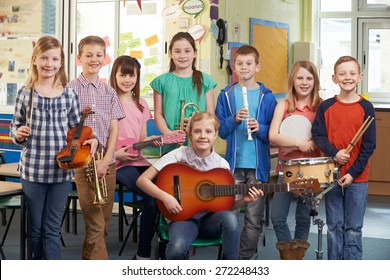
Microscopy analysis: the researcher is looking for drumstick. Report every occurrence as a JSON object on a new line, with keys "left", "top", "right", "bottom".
{"left": 345, "top": 116, "right": 373, "bottom": 154}
{"left": 347, "top": 116, "right": 371, "bottom": 149}
{"left": 345, "top": 116, "right": 374, "bottom": 154}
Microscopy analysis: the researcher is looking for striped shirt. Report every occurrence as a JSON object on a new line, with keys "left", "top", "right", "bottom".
{"left": 68, "top": 74, "right": 125, "bottom": 164}
{"left": 10, "top": 86, "right": 80, "bottom": 183}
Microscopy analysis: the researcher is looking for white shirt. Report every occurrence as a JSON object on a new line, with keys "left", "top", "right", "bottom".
{"left": 153, "top": 146, "right": 230, "bottom": 172}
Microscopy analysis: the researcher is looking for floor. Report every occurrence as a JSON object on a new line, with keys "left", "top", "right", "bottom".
{"left": 1, "top": 194, "right": 390, "bottom": 260}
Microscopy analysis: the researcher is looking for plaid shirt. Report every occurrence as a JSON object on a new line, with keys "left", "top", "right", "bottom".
{"left": 10, "top": 87, "right": 80, "bottom": 183}
{"left": 68, "top": 74, "right": 125, "bottom": 164}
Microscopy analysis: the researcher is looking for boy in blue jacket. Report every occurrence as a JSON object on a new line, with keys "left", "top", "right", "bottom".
{"left": 216, "top": 45, "right": 277, "bottom": 259}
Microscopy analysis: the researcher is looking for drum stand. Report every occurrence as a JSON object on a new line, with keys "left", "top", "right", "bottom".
{"left": 301, "top": 169, "right": 339, "bottom": 260}
{"left": 302, "top": 186, "right": 332, "bottom": 260}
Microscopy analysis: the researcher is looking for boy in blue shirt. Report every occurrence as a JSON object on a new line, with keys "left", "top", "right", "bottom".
{"left": 216, "top": 45, "right": 277, "bottom": 259}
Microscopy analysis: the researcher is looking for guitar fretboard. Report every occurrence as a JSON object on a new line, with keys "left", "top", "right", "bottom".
{"left": 133, "top": 137, "right": 162, "bottom": 150}
{"left": 213, "top": 183, "right": 289, "bottom": 197}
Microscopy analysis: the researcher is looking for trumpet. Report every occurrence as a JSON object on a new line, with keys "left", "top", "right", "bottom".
{"left": 242, "top": 87, "right": 253, "bottom": 140}
{"left": 175, "top": 98, "right": 200, "bottom": 131}
{"left": 86, "top": 145, "right": 108, "bottom": 205}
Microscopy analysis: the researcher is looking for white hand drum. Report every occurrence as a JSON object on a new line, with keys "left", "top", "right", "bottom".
{"left": 279, "top": 115, "right": 312, "bottom": 140}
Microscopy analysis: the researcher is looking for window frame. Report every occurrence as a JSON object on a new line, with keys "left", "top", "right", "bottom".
{"left": 314, "top": 0, "right": 390, "bottom": 96}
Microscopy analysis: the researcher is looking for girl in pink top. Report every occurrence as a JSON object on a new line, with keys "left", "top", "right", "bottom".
{"left": 110, "top": 55, "right": 161, "bottom": 260}
{"left": 269, "top": 60, "right": 321, "bottom": 260}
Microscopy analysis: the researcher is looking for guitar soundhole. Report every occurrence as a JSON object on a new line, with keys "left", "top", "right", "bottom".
{"left": 197, "top": 182, "right": 215, "bottom": 201}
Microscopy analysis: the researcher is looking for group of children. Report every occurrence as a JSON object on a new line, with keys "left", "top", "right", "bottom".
{"left": 9, "top": 32, "right": 375, "bottom": 261}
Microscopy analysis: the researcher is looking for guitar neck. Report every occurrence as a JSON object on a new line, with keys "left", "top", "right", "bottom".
{"left": 133, "top": 137, "right": 162, "bottom": 150}
{"left": 213, "top": 182, "right": 289, "bottom": 197}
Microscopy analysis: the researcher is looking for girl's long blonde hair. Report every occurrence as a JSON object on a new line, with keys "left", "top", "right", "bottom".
{"left": 285, "top": 60, "right": 321, "bottom": 113}
{"left": 26, "top": 36, "right": 67, "bottom": 90}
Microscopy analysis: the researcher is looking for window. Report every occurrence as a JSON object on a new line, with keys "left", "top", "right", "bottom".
{"left": 73, "top": 0, "right": 116, "bottom": 82}
{"left": 320, "top": 0, "right": 351, "bottom": 11}
{"left": 315, "top": 0, "right": 390, "bottom": 100}
{"left": 319, "top": 18, "right": 351, "bottom": 98}
{"left": 68, "top": 0, "right": 164, "bottom": 110}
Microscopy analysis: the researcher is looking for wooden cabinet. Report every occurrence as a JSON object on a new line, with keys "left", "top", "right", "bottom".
{"left": 368, "top": 111, "right": 390, "bottom": 195}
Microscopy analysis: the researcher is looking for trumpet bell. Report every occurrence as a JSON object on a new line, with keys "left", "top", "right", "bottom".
{"left": 175, "top": 99, "right": 200, "bottom": 131}
{"left": 86, "top": 145, "right": 109, "bottom": 205}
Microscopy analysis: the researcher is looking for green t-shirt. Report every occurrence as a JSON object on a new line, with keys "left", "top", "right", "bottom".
{"left": 150, "top": 71, "right": 217, "bottom": 154}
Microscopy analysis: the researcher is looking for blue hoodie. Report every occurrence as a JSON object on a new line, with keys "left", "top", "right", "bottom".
{"left": 215, "top": 82, "right": 277, "bottom": 182}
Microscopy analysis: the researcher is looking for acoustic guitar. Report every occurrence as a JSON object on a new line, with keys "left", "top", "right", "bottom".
{"left": 156, "top": 163, "right": 320, "bottom": 221}
{"left": 116, "top": 133, "right": 184, "bottom": 156}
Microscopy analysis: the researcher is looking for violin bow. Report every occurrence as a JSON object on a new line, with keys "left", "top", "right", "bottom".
{"left": 27, "top": 87, "right": 33, "bottom": 128}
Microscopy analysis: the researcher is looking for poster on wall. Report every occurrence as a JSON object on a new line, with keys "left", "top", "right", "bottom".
{"left": 228, "top": 42, "right": 245, "bottom": 84}
{"left": 0, "top": 0, "right": 42, "bottom": 37}
{"left": 0, "top": 39, "right": 33, "bottom": 85}
{"left": 250, "top": 18, "right": 289, "bottom": 95}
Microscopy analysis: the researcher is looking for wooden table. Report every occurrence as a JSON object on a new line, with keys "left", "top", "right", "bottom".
{"left": 0, "top": 162, "right": 20, "bottom": 180}
{"left": 0, "top": 163, "right": 20, "bottom": 227}
{"left": 0, "top": 181, "right": 25, "bottom": 259}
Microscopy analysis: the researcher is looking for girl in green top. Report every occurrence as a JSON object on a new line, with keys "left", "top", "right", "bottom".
{"left": 150, "top": 32, "right": 217, "bottom": 154}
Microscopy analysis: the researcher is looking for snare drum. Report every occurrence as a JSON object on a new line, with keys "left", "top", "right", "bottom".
{"left": 280, "top": 157, "right": 335, "bottom": 186}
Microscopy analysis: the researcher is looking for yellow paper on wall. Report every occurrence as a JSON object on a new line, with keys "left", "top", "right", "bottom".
{"left": 120, "top": 32, "right": 133, "bottom": 41}
{"left": 128, "top": 38, "right": 142, "bottom": 49}
{"left": 130, "top": 50, "right": 143, "bottom": 59}
{"left": 144, "top": 73, "right": 157, "bottom": 83}
{"left": 145, "top": 34, "right": 159, "bottom": 47}
{"left": 117, "top": 41, "right": 128, "bottom": 56}
{"left": 144, "top": 56, "right": 158, "bottom": 66}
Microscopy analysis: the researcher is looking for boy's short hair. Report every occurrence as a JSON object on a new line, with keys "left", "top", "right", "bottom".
{"left": 334, "top": 55, "right": 361, "bottom": 73}
{"left": 78, "top": 35, "right": 106, "bottom": 56}
{"left": 234, "top": 45, "right": 260, "bottom": 64}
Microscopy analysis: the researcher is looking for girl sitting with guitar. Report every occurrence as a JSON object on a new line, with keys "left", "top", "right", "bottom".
{"left": 136, "top": 112, "right": 262, "bottom": 260}
{"left": 110, "top": 56, "right": 167, "bottom": 260}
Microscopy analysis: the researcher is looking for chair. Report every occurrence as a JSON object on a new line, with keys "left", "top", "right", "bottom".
{"left": 0, "top": 196, "right": 21, "bottom": 259}
{"left": 60, "top": 186, "right": 79, "bottom": 247}
{"left": 155, "top": 214, "right": 223, "bottom": 260}
{"left": 117, "top": 182, "right": 145, "bottom": 256}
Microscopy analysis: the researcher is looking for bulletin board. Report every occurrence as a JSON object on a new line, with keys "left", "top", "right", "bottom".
{"left": 250, "top": 18, "right": 289, "bottom": 95}
{"left": 228, "top": 42, "right": 245, "bottom": 85}
{"left": 0, "top": 0, "right": 43, "bottom": 37}
{"left": 0, "top": 39, "right": 33, "bottom": 85}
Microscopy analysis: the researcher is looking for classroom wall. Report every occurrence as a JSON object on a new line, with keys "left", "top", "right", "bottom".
{"left": 1, "top": 0, "right": 308, "bottom": 160}
{"left": 213, "top": 0, "right": 305, "bottom": 153}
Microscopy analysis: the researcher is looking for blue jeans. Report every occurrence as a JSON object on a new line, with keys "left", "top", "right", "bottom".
{"left": 22, "top": 179, "right": 70, "bottom": 260}
{"left": 116, "top": 165, "right": 158, "bottom": 258}
{"left": 234, "top": 168, "right": 265, "bottom": 259}
{"left": 271, "top": 175, "right": 311, "bottom": 242}
{"left": 166, "top": 211, "right": 240, "bottom": 260}
{"left": 325, "top": 182, "right": 368, "bottom": 260}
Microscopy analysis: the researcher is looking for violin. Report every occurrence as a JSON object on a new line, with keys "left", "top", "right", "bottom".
{"left": 57, "top": 107, "right": 95, "bottom": 169}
